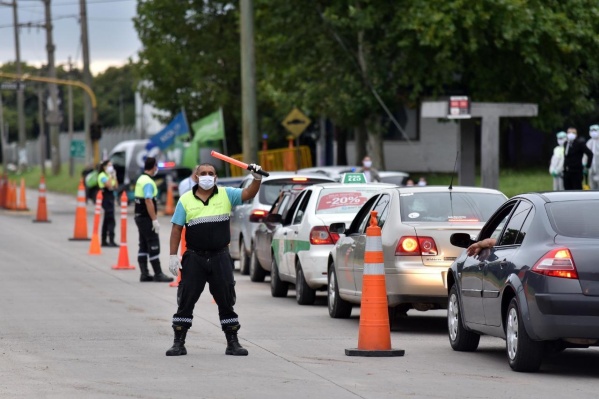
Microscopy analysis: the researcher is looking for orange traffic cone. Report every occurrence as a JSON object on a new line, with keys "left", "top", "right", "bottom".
{"left": 89, "top": 191, "right": 103, "bottom": 255}
{"left": 0, "top": 175, "right": 6, "bottom": 208}
{"left": 170, "top": 227, "right": 186, "bottom": 287}
{"left": 113, "top": 191, "right": 135, "bottom": 270}
{"left": 69, "top": 179, "right": 90, "bottom": 240}
{"left": 16, "top": 178, "right": 28, "bottom": 211}
{"left": 345, "top": 210, "right": 405, "bottom": 357}
{"left": 164, "top": 180, "right": 175, "bottom": 216}
{"left": 7, "top": 180, "right": 17, "bottom": 210}
{"left": 33, "top": 175, "right": 51, "bottom": 223}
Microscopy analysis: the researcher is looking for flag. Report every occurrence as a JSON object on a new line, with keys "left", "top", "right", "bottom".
{"left": 146, "top": 111, "right": 189, "bottom": 151}
{"left": 191, "top": 109, "right": 225, "bottom": 144}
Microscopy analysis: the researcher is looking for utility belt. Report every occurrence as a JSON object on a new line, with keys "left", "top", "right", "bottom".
{"left": 186, "top": 247, "right": 228, "bottom": 258}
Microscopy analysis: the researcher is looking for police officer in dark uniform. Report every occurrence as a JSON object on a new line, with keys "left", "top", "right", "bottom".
{"left": 134, "top": 157, "right": 173, "bottom": 283}
{"left": 563, "top": 127, "right": 593, "bottom": 190}
{"left": 166, "top": 162, "right": 263, "bottom": 357}
{"left": 97, "top": 160, "right": 118, "bottom": 247}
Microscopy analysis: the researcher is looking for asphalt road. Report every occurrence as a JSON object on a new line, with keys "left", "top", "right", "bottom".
{"left": 1, "top": 188, "right": 598, "bottom": 399}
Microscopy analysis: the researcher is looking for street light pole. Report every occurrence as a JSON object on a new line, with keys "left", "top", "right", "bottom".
{"left": 12, "top": 0, "right": 27, "bottom": 171}
{"left": 240, "top": 0, "right": 258, "bottom": 166}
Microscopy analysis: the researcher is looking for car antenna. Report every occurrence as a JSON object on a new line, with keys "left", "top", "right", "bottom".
{"left": 448, "top": 151, "right": 459, "bottom": 191}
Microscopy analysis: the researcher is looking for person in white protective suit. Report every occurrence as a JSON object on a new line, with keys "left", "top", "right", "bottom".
{"left": 549, "top": 131, "right": 567, "bottom": 191}
{"left": 586, "top": 125, "right": 599, "bottom": 190}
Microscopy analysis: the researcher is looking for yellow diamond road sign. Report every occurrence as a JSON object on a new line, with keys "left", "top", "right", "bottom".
{"left": 282, "top": 107, "right": 311, "bottom": 137}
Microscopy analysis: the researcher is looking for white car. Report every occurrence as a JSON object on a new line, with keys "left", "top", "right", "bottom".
{"left": 229, "top": 172, "right": 335, "bottom": 274}
{"left": 270, "top": 180, "right": 397, "bottom": 304}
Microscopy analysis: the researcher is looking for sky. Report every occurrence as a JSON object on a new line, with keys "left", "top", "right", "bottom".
{"left": 0, "top": 0, "right": 141, "bottom": 75}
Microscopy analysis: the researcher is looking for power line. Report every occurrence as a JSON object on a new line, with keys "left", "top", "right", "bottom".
{"left": 0, "top": 14, "right": 79, "bottom": 29}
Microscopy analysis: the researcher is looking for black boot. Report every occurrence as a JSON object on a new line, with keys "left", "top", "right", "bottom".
{"left": 108, "top": 236, "right": 119, "bottom": 247}
{"left": 225, "top": 331, "right": 248, "bottom": 356}
{"left": 139, "top": 262, "right": 153, "bottom": 282}
{"left": 151, "top": 260, "right": 173, "bottom": 282}
{"left": 166, "top": 326, "right": 188, "bottom": 356}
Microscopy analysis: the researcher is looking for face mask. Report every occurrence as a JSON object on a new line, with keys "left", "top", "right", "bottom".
{"left": 591, "top": 131, "right": 599, "bottom": 139}
{"left": 417, "top": 181, "right": 426, "bottom": 186}
{"left": 557, "top": 138, "right": 566, "bottom": 146}
{"left": 363, "top": 161, "right": 372, "bottom": 168}
{"left": 567, "top": 133, "right": 576, "bottom": 141}
{"left": 106, "top": 166, "right": 114, "bottom": 173}
{"left": 152, "top": 168, "right": 158, "bottom": 177}
{"left": 198, "top": 175, "right": 215, "bottom": 190}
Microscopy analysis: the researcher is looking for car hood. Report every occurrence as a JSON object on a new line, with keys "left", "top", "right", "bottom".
{"left": 402, "top": 222, "right": 485, "bottom": 266}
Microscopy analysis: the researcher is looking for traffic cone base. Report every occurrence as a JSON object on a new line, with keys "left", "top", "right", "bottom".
{"left": 345, "top": 210, "right": 404, "bottom": 357}
{"left": 33, "top": 176, "right": 50, "bottom": 222}
{"left": 89, "top": 233, "right": 102, "bottom": 255}
{"left": 112, "top": 245, "right": 135, "bottom": 269}
{"left": 112, "top": 192, "right": 135, "bottom": 270}
{"left": 89, "top": 191, "right": 103, "bottom": 255}
{"left": 70, "top": 179, "right": 90, "bottom": 240}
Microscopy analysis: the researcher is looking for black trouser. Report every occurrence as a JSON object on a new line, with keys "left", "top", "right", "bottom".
{"left": 172, "top": 249, "right": 239, "bottom": 332}
{"left": 134, "top": 216, "right": 162, "bottom": 275}
{"left": 101, "top": 190, "right": 115, "bottom": 242}
{"left": 563, "top": 170, "right": 583, "bottom": 190}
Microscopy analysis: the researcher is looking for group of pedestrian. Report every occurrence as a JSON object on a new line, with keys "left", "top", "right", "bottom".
{"left": 549, "top": 125, "right": 597, "bottom": 190}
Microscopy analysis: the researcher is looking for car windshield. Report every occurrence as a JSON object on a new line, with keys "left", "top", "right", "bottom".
{"left": 399, "top": 192, "right": 506, "bottom": 222}
{"left": 316, "top": 187, "right": 381, "bottom": 215}
{"left": 259, "top": 178, "right": 332, "bottom": 205}
{"left": 546, "top": 200, "right": 599, "bottom": 238}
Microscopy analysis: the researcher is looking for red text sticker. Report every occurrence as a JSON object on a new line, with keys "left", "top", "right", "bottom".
{"left": 317, "top": 192, "right": 368, "bottom": 211}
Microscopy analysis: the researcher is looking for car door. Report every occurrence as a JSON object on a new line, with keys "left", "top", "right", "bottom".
{"left": 272, "top": 191, "right": 304, "bottom": 277}
{"left": 230, "top": 177, "right": 252, "bottom": 258}
{"left": 482, "top": 200, "right": 533, "bottom": 326}
{"left": 255, "top": 192, "right": 285, "bottom": 268}
{"left": 460, "top": 201, "right": 517, "bottom": 325}
{"left": 352, "top": 194, "right": 391, "bottom": 295}
{"left": 284, "top": 190, "right": 313, "bottom": 279}
{"left": 335, "top": 195, "right": 380, "bottom": 295}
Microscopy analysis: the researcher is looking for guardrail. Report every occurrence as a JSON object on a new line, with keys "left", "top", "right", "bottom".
{"left": 230, "top": 146, "right": 312, "bottom": 177}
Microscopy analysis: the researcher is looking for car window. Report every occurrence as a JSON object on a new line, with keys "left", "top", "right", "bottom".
{"left": 258, "top": 178, "right": 332, "bottom": 206}
{"left": 399, "top": 192, "right": 506, "bottom": 222}
{"left": 315, "top": 187, "right": 383, "bottom": 215}
{"left": 372, "top": 194, "right": 391, "bottom": 228}
{"left": 347, "top": 195, "right": 380, "bottom": 235}
{"left": 283, "top": 191, "right": 305, "bottom": 226}
{"left": 477, "top": 201, "right": 517, "bottom": 241}
{"left": 546, "top": 200, "right": 599, "bottom": 238}
{"left": 292, "top": 191, "right": 312, "bottom": 225}
{"left": 497, "top": 201, "right": 533, "bottom": 246}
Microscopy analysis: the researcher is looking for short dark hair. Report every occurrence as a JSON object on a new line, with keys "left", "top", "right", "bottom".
{"left": 144, "top": 157, "right": 157, "bottom": 171}
{"left": 98, "top": 160, "right": 110, "bottom": 172}
{"left": 199, "top": 162, "right": 217, "bottom": 174}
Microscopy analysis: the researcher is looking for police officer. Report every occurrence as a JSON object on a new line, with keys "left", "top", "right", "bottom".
{"left": 165, "top": 162, "right": 263, "bottom": 357}
{"left": 97, "top": 160, "right": 118, "bottom": 247}
{"left": 134, "top": 157, "right": 173, "bottom": 283}
{"left": 563, "top": 127, "right": 593, "bottom": 190}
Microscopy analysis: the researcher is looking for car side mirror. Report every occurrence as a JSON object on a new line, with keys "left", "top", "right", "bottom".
{"left": 329, "top": 222, "right": 346, "bottom": 235}
{"left": 264, "top": 213, "right": 282, "bottom": 224}
{"left": 450, "top": 232, "right": 474, "bottom": 249}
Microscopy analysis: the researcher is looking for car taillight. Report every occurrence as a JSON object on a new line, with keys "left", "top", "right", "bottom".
{"left": 248, "top": 209, "right": 268, "bottom": 223}
{"left": 532, "top": 248, "right": 578, "bottom": 279}
{"left": 395, "top": 236, "right": 438, "bottom": 256}
{"left": 310, "top": 226, "right": 336, "bottom": 245}
{"left": 251, "top": 209, "right": 267, "bottom": 217}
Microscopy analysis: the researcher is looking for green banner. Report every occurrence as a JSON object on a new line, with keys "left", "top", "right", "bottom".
{"left": 191, "top": 109, "right": 225, "bottom": 144}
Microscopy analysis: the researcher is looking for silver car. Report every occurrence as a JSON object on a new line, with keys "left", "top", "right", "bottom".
{"left": 230, "top": 172, "right": 335, "bottom": 274}
{"left": 327, "top": 186, "right": 507, "bottom": 319}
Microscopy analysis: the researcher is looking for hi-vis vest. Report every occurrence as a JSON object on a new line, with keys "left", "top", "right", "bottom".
{"left": 98, "top": 171, "right": 116, "bottom": 190}
{"left": 178, "top": 187, "right": 232, "bottom": 251}
{"left": 134, "top": 173, "right": 158, "bottom": 217}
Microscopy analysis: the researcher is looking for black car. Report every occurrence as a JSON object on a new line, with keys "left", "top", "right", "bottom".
{"left": 447, "top": 191, "right": 599, "bottom": 372}
{"left": 248, "top": 187, "right": 304, "bottom": 283}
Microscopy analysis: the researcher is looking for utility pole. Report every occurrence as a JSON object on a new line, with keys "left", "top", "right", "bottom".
{"left": 37, "top": 86, "right": 46, "bottom": 176}
{"left": 79, "top": 0, "right": 93, "bottom": 164}
{"left": 44, "top": 0, "right": 62, "bottom": 175}
{"left": 0, "top": 91, "right": 7, "bottom": 174}
{"left": 240, "top": 0, "right": 258, "bottom": 165}
{"left": 12, "top": 0, "right": 27, "bottom": 170}
{"left": 68, "top": 57, "right": 74, "bottom": 177}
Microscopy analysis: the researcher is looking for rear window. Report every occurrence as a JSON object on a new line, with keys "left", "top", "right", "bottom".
{"left": 316, "top": 187, "right": 381, "bottom": 214}
{"left": 399, "top": 192, "right": 506, "bottom": 222}
{"left": 259, "top": 178, "right": 332, "bottom": 205}
{"left": 546, "top": 200, "right": 599, "bottom": 238}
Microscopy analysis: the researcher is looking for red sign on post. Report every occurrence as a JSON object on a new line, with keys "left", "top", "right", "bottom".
{"left": 448, "top": 96, "right": 471, "bottom": 119}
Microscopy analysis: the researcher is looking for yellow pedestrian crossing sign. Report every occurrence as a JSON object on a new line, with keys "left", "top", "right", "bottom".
{"left": 282, "top": 107, "right": 311, "bottom": 138}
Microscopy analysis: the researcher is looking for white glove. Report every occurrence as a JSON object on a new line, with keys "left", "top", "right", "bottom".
{"left": 169, "top": 255, "right": 181, "bottom": 277}
{"left": 249, "top": 163, "right": 263, "bottom": 180}
{"left": 152, "top": 219, "right": 160, "bottom": 234}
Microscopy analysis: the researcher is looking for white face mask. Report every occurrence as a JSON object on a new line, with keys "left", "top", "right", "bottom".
{"left": 152, "top": 168, "right": 158, "bottom": 177}
{"left": 591, "top": 131, "right": 599, "bottom": 139}
{"left": 567, "top": 133, "right": 576, "bottom": 141}
{"left": 363, "top": 161, "right": 372, "bottom": 168}
{"left": 198, "top": 175, "right": 215, "bottom": 190}
{"left": 557, "top": 138, "right": 566, "bottom": 146}
{"left": 106, "top": 165, "right": 114, "bottom": 173}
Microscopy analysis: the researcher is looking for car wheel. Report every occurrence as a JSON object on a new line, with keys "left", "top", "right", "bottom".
{"left": 506, "top": 298, "right": 544, "bottom": 372}
{"left": 295, "top": 261, "right": 316, "bottom": 305}
{"left": 249, "top": 245, "right": 266, "bottom": 283}
{"left": 327, "top": 265, "right": 352, "bottom": 318}
{"left": 448, "top": 285, "right": 480, "bottom": 351}
{"left": 239, "top": 240, "right": 250, "bottom": 275}
{"left": 271, "top": 255, "right": 289, "bottom": 297}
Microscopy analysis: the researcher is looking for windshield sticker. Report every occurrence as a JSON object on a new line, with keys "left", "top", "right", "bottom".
{"left": 408, "top": 212, "right": 420, "bottom": 219}
{"left": 317, "top": 192, "right": 369, "bottom": 211}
